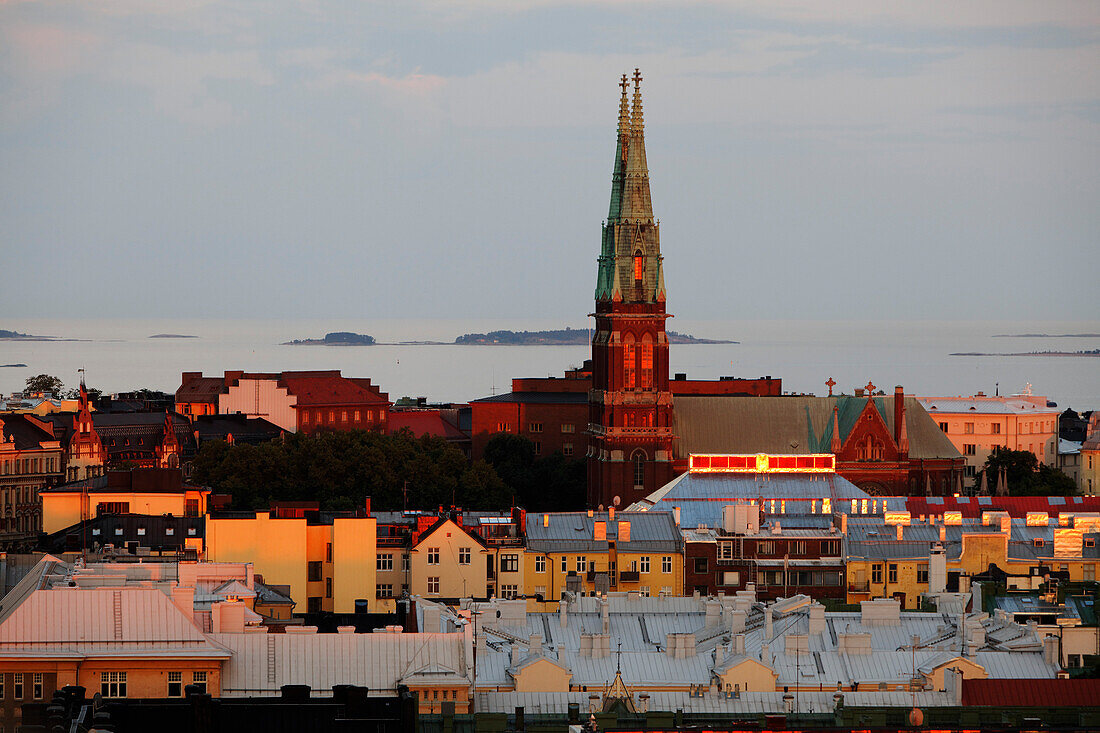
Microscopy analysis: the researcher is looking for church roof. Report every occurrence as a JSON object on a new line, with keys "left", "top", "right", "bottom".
{"left": 671, "top": 395, "right": 959, "bottom": 460}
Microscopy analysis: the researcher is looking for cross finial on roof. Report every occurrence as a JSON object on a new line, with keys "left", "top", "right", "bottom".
{"left": 865, "top": 380, "right": 876, "bottom": 396}
{"left": 825, "top": 377, "right": 836, "bottom": 397}
{"left": 633, "top": 68, "right": 642, "bottom": 88}
{"left": 616, "top": 639, "right": 622, "bottom": 673}
{"left": 620, "top": 74, "right": 629, "bottom": 94}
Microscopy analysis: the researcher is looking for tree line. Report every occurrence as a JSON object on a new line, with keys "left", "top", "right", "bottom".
{"left": 190, "top": 429, "right": 586, "bottom": 513}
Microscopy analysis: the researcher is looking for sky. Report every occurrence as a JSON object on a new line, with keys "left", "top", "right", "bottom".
{"left": 1, "top": 0, "right": 1098, "bottom": 323}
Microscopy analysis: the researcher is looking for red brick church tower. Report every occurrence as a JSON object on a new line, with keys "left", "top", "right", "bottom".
{"left": 588, "top": 71, "right": 676, "bottom": 509}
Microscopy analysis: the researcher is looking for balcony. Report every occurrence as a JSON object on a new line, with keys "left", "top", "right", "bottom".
{"left": 848, "top": 581, "right": 870, "bottom": 593}
{"left": 619, "top": 570, "right": 640, "bottom": 583}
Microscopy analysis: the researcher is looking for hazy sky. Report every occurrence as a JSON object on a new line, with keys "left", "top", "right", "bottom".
{"left": 2, "top": 1, "right": 1098, "bottom": 322}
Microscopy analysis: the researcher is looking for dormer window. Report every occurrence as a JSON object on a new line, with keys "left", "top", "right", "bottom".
{"left": 633, "top": 250, "right": 644, "bottom": 284}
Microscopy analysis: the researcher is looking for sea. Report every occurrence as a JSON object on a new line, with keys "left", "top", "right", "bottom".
{"left": 2, "top": 318, "right": 1098, "bottom": 411}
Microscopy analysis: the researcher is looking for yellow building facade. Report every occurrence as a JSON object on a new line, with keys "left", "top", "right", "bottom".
{"left": 205, "top": 510, "right": 377, "bottom": 614}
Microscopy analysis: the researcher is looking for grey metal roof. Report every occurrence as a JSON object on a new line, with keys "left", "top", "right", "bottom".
{"left": 525, "top": 511, "right": 682, "bottom": 553}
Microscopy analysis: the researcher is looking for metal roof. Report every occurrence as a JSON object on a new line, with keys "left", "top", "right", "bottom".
{"left": 525, "top": 511, "right": 682, "bottom": 553}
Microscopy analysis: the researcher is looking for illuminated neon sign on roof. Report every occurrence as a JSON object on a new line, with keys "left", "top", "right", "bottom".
{"left": 688, "top": 453, "right": 835, "bottom": 474}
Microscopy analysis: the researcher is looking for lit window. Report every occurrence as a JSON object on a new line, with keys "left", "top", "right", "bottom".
{"left": 639, "top": 337, "right": 653, "bottom": 389}
{"left": 633, "top": 250, "right": 644, "bottom": 283}
{"left": 623, "top": 335, "right": 636, "bottom": 389}
{"left": 354, "top": 411, "right": 360, "bottom": 422}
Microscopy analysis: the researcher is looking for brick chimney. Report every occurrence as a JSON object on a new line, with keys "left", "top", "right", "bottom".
{"left": 894, "top": 386, "right": 905, "bottom": 445}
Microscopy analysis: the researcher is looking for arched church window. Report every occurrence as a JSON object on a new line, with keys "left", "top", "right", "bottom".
{"left": 632, "top": 450, "right": 646, "bottom": 489}
{"left": 640, "top": 334, "right": 654, "bottom": 389}
{"left": 622, "top": 334, "right": 636, "bottom": 390}
{"left": 633, "top": 250, "right": 644, "bottom": 284}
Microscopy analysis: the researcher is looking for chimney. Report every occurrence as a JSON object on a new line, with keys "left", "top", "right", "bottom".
{"left": 1000, "top": 516, "right": 1011, "bottom": 534}
{"left": 511, "top": 643, "right": 523, "bottom": 666}
{"left": 939, "top": 525, "right": 946, "bottom": 542}
{"left": 618, "top": 520, "right": 631, "bottom": 542}
{"left": 894, "top": 386, "right": 904, "bottom": 444}
{"left": 765, "top": 606, "right": 774, "bottom": 640}
{"left": 608, "top": 506, "right": 615, "bottom": 521}
{"left": 528, "top": 633, "right": 543, "bottom": 657}
{"left": 543, "top": 513, "right": 549, "bottom": 528}
{"left": 212, "top": 599, "right": 246, "bottom": 633}
{"left": 594, "top": 521, "right": 606, "bottom": 541}
{"left": 705, "top": 599, "right": 721, "bottom": 628}
{"left": 1043, "top": 634, "right": 1060, "bottom": 666}
{"left": 600, "top": 596, "right": 610, "bottom": 634}
{"left": 714, "top": 645, "right": 725, "bottom": 667}
{"left": 559, "top": 598, "right": 568, "bottom": 628}
{"left": 840, "top": 513, "right": 848, "bottom": 534}
{"left": 673, "top": 506, "right": 681, "bottom": 525}
{"left": 896, "top": 524, "right": 904, "bottom": 541}
{"left": 808, "top": 603, "right": 825, "bottom": 635}
{"left": 733, "top": 633, "right": 746, "bottom": 656}
{"left": 364, "top": 496, "right": 371, "bottom": 516}
{"left": 171, "top": 584, "right": 195, "bottom": 621}
{"left": 729, "top": 609, "right": 746, "bottom": 633}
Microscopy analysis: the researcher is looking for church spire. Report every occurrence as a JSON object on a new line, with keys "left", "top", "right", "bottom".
{"left": 596, "top": 74, "right": 631, "bottom": 301}
{"left": 621, "top": 68, "right": 653, "bottom": 225}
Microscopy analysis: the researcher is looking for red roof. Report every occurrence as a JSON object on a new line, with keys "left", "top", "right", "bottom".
{"left": 962, "top": 678, "right": 1100, "bottom": 707}
{"left": 388, "top": 411, "right": 467, "bottom": 441}
{"left": 906, "top": 495, "right": 1100, "bottom": 518}
{"left": 281, "top": 376, "right": 390, "bottom": 407}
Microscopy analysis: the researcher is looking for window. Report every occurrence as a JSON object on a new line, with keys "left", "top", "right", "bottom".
{"left": 790, "top": 541, "right": 807, "bottom": 555}
{"left": 721, "top": 571, "right": 740, "bottom": 586}
{"left": 377, "top": 554, "right": 394, "bottom": 571}
{"left": 326, "top": 543, "right": 333, "bottom": 563}
{"left": 329, "top": 410, "right": 335, "bottom": 423}
{"left": 402, "top": 554, "right": 410, "bottom": 572}
{"left": 639, "top": 337, "right": 654, "bottom": 389}
{"left": 939, "top": 422, "right": 949, "bottom": 433}
{"left": 561, "top": 555, "right": 568, "bottom": 573}
{"left": 427, "top": 548, "right": 440, "bottom": 565}
{"left": 917, "top": 564, "right": 929, "bottom": 584}
{"left": 633, "top": 250, "right": 644, "bottom": 283}
{"left": 378, "top": 584, "right": 394, "bottom": 598}
{"left": 1069, "top": 654, "right": 1082, "bottom": 668}
{"left": 640, "top": 586, "right": 650, "bottom": 597}
{"left": 757, "top": 541, "right": 775, "bottom": 555}
{"left": 101, "top": 672, "right": 127, "bottom": 698}
{"left": 639, "top": 556, "right": 650, "bottom": 573}
{"left": 535, "top": 556, "right": 546, "bottom": 573}
{"left": 693, "top": 557, "right": 708, "bottom": 573}
{"left": 576, "top": 556, "right": 587, "bottom": 573}
{"left": 32, "top": 673, "right": 42, "bottom": 699}
{"left": 308, "top": 597, "right": 321, "bottom": 612}
{"left": 623, "top": 336, "right": 636, "bottom": 389}
{"left": 341, "top": 411, "right": 347, "bottom": 423}
{"left": 718, "top": 542, "right": 734, "bottom": 561}
{"left": 964, "top": 422, "right": 974, "bottom": 434}
{"left": 562, "top": 442, "right": 574, "bottom": 457}
{"left": 308, "top": 562, "right": 323, "bottom": 581}
{"left": 561, "top": 424, "right": 575, "bottom": 433}
{"left": 888, "top": 564, "right": 898, "bottom": 584}
{"left": 427, "top": 577, "right": 440, "bottom": 594}
{"left": 500, "top": 584, "right": 518, "bottom": 599}
{"left": 1034, "top": 538, "right": 1045, "bottom": 548}
{"left": 14, "top": 673, "right": 22, "bottom": 700}
{"left": 501, "top": 554, "right": 519, "bottom": 572}
{"left": 965, "top": 465, "right": 976, "bottom": 477}
{"left": 529, "top": 422, "right": 542, "bottom": 433}
{"left": 661, "top": 556, "right": 672, "bottom": 574}
{"left": 497, "top": 422, "right": 509, "bottom": 433}
{"left": 0, "top": 674, "right": 4, "bottom": 700}
{"left": 458, "top": 548, "right": 471, "bottom": 565}
{"left": 633, "top": 452, "right": 645, "bottom": 488}
{"left": 192, "top": 671, "right": 207, "bottom": 694}
{"left": 964, "top": 444, "right": 976, "bottom": 456}
{"left": 872, "top": 564, "right": 883, "bottom": 584}
{"left": 354, "top": 410, "right": 361, "bottom": 422}
{"left": 821, "top": 540, "right": 841, "bottom": 556}
{"left": 168, "top": 671, "right": 182, "bottom": 697}
{"left": 534, "top": 585, "right": 546, "bottom": 597}
{"left": 1087, "top": 539, "right": 1096, "bottom": 549}
{"left": 326, "top": 578, "right": 332, "bottom": 598}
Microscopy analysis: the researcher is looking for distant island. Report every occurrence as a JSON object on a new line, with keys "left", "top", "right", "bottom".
{"left": 0, "top": 363, "right": 27, "bottom": 368}
{"left": 283, "top": 331, "right": 377, "bottom": 346}
{"left": 951, "top": 349, "right": 1100, "bottom": 357}
{"left": 992, "top": 333, "right": 1100, "bottom": 338}
{"left": 149, "top": 333, "right": 198, "bottom": 339}
{"left": 0, "top": 329, "right": 54, "bottom": 341}
{"left": 454, "top": 328, "right": 736, "bottom": 345}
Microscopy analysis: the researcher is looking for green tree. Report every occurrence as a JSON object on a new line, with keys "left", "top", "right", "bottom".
{"left": 25, "top": 374, "right": 63, "bottom": 395}
{"left": 980, "top": 446, "right": 1077, "bottom": 496}
{"left": 482, "top": 433, "right": 586, "bottom": 511}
